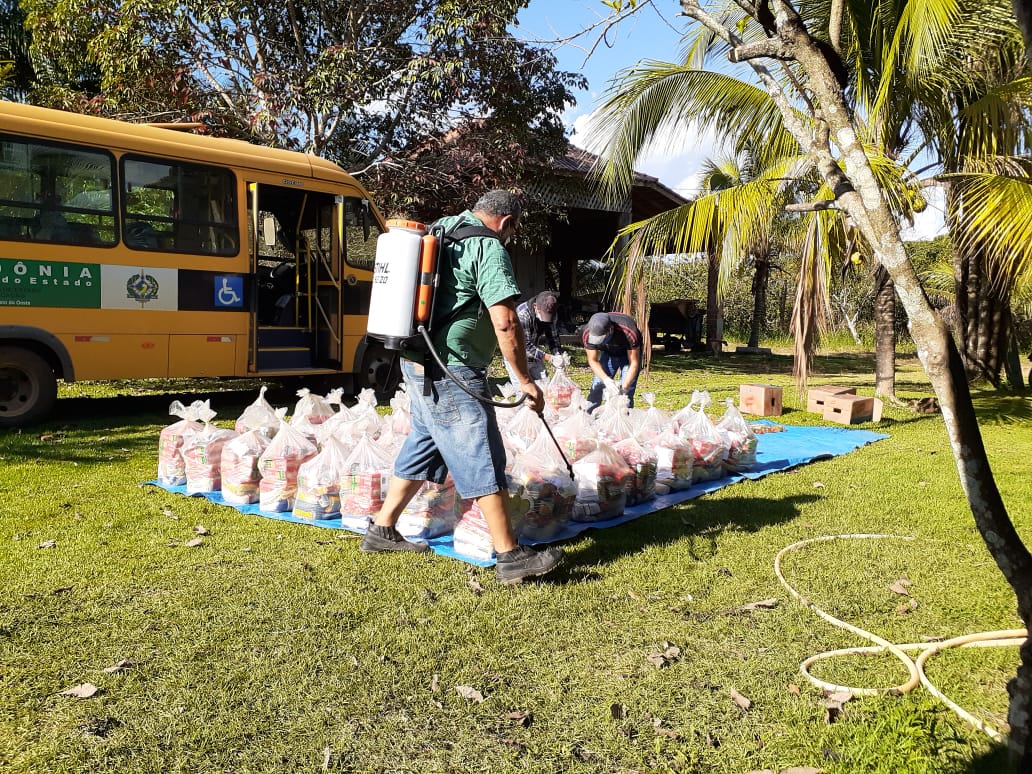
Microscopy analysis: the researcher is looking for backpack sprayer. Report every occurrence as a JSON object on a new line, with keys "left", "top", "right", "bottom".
{"left": 365, "top": 218, "right": 573, "bottom": 477}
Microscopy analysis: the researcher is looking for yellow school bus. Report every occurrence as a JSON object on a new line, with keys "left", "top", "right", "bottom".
{"left": 0, "top": 101, "right": 397, "bottom": 427}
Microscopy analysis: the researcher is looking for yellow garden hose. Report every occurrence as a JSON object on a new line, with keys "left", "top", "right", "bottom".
{"left": 774, "top": 534, "right": 1027, "bottom": 739}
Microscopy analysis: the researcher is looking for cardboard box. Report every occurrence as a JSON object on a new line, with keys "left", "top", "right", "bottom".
{"left": 822, "top": 394, "right": 883, "bottom": 425}
{"left": 739, "top": 384, "right": 783, "bottom": 416}
{"left": 806, "top": 386, "right": 856, "bottom": 414}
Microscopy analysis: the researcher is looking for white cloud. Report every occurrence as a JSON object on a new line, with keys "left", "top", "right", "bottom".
{"left": 568, "top": 106, "right": 722, "bottom": 197}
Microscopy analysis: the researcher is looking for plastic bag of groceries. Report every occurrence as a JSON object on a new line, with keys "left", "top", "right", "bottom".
{"left": 182, "top": 405, "right": 238, "bottom": 494}
{"left": 157, "top": 399, "right": 209, "bottom": 486}
{"left": 335, "top": 413, "right": 382, "bottom": 446}
{"left": 397, "top": 475, "right": 459, "bottom": 539}
{"left": 716, "top": 398, "right": 759, "bottom": 473}
{"left": 653, "top": 429, "right": 694, "bottom": 491}
{"left": 571, "top": 440, "right": 632, "bottom": 522}
{"left": 637, "top": 393, "right": 670, "bottom": 443}
{"left": 291, "top": 388, "right": 335, "bottom": 429}
{"left": 452, "top": 499, "right": 496, "bottom": 562}
{"left": 294, "top": 435, "right": 350, "bottom": 520}
{"left": 220, "top": 426, "right": 273, "bottom": 504}
{"left": 315, "top": 401, "right": 356, "bottom": 446}
{"left": 258, "top": 419, "right": 318, "bottom": 512}
{"left": 234, "top": 386, "right": 281, "bottom": 439}
{"left": 552, "top": 406, "right": 598, "bottom": 463}
{"left": 503, "top": 403, "right": 544, "bottom": 453}
{"left": 678, "top": 390, "right": 729, "bottom": 482}
{"left": 613, "top": 435, "right": 657, "bottom": 505}
{"left": 595, "top": 393, "right": 636, "bottom": 445}
{"left": 389, "top": 385, "right": 411, "bottom": 436}
{"left": 339, "top": 434, "right": 394, "bottom": 529}
{"left": 544, "top": 353, "right": 578, "bottom": 410}
{"left": 509, "top": 432, "right": 576, "bottom": 541}
{"left": 352, "top": 388, "right": 381, "bottom": 422}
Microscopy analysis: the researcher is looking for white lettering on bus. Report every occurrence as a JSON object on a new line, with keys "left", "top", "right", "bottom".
{"left": 13, "top": 262, "right": 26, "bottom": 276}
{"left": 79, "top": 267, "right": 93, "bottom": 280}
{"left": 39, "top": 265, "right": 51, "bottom": 277}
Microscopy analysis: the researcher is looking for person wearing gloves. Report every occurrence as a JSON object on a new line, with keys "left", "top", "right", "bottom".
{"left": 503, "top": 290, "right": 562, "bottom": 387}
{"left": 582, "top": 311, "right": 643, "bottom": 412}
{"left": 359, "top": 190, "right": 564, "bottom": 584}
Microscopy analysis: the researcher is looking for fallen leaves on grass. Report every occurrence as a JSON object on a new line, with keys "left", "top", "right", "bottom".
{"left": 60, "top": 683, "right": 101, "bottom": 699}
{"left": 897, "top": 599, "right": 919, "bottom": 615}
{"left": 888, "top": 578, "right": 913, "bottom": 595}
{"left": 787, "top": 683, "right": 801, "bottom": 696}
{"left": 193, "top": 525, "right": 209, "bottom": 535}
{"left": 730, "top": 687, "right": 752, "bottom": 711}
{"left": 686, "top": 598, "right": 778, "bottom": 622}
{"left": 184, "top": 537, "right": 204, "bottom": 548}
{"left": 502, "top": 710, "right": 533, "bottom": 727}
{"left": 37, "top": 539, "right": 56, "bottom": 549}
{"left": 467, "top": 577, "right": 485, "bottom": 595}
{"left": 646, "top": 642, "right": 681, "bottom": 669}
{"left": 812, "top": 481, "right": 825, "bottom": 489}
{"left": 652, "top": 718, "right": 681, "bottom": 739}
{"left": 102, "top": 659, "right": 134, "bottom": 674}
{"left": 430, "top": 674, "right": 439, "bottom": 693}
{"left": 79, "top": 716, "right": 121, "bottom": 738}
{"left": 455, "top": 685, "right": 484, "bottom": 703}
{"left": 821, "top": 691, "right": 853, "bottom": 724}
{"left": 610, "top": 703, "right": 627, "bottom": 720}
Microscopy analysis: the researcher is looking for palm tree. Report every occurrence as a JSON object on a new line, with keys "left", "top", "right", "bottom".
{"left": 593, "top": 1, "right": 1032, "bottom": 761}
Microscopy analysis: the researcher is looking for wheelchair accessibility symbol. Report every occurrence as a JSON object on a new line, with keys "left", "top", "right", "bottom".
{"left": 214, "top": 275, "right": 243, "bottom": 308}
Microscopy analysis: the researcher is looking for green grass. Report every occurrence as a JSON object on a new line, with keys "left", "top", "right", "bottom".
{"left": 2, "top": 346, "right": 1031, "bottom": 772}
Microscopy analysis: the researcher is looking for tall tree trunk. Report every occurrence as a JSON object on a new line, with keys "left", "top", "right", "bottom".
{"left": 748, "top": 259, "right": 770, "bottom": 348}
{"left": 675, "top": 4, "right": 1032, "bottom": 763}
{"left": 706, "top": 249, "right": 721, "bottom": 354}
{"left": 874, "top": 267, "right": 896, "bottom": 397}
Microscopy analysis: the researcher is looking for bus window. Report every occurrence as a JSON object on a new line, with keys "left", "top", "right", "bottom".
{"left": 0, "top": 135, "right": 116, "bottom": 245}
{"left": 342, "top": 197, "right": 380, "bottom": 270}
{"left": 122, "top": 156, "right": 238, "bottom": 255}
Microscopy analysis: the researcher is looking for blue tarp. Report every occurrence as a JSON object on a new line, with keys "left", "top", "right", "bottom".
{"left": 146, "top": 422, "right": 887, "bottom": 567}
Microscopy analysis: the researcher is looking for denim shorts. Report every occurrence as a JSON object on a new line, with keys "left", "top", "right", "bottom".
{"left": 393, "top": 359, "right": 508, "bottom": 499}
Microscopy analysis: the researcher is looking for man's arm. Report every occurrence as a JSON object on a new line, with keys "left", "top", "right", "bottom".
{"left": 623, "top": 347, "right": 642, "bottom": 391}
{"left": 490, "top": 299, "right": 545, "bottom": 412}
{"left": 517, "top": 304, "right": 550, "bottom": 363}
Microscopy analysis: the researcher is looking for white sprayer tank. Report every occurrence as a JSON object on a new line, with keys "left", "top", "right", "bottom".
{"left": 367, "top": 219, "right": 427, "bottom": 348}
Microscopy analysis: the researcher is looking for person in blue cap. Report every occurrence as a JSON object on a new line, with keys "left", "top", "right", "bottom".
{"left": 582, "top": 311, "right": 643, "bottom": 412}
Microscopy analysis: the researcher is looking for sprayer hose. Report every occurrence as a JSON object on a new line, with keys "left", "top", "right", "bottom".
{"left": 416, "top": 325, "right": 527, "bottom": 409}
{"left": 775, "top": 534, "right": 1027, "bottom": 739}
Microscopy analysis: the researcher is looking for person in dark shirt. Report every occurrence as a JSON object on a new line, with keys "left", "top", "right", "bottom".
{"left": 581, "top": 311, "right": 643, "bottom": 411}
{"left": 503, "top": 290, "right": 561, "bottom": 387}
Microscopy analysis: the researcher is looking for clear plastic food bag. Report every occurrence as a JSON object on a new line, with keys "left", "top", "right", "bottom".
{"left": 182, "top": 405, "right": 238, "bottom": 494}
{"left": 234, "top": 386, "right": 281, "bottom": 439}
{"left": 653, "top": 430, "right": 694, "bottom": 490}
{"left": 613, "top": 435, "right": 657, "bottom": 505}
{"left": 678, "top": 390, "right": 728, "bottom": 482}
{"left": 295, "top": 436, "right": 351, "bottom": 520}
{"left": 571, "top": 440, "right": 632, "bottom": 522}
{"left": 397, "top": 476, "right": 459, "bottom": 539}
{"left": 510, "top": 432, "right": 576, "bottom": 540}
{"left": 339, "top": 434, "right": 394, "bottom": 529}
{"left": 220, "top": 428, "right": 271, "bottom": 504}
{"left": 258, "top": 420, "right": 318, "bottom": 512}
{"left": 157, "top": 399, "right": 208, "bottom": 486}
{"left": 544, "top": 355, "right": 578, "bottom": 411}
{"left": 716, "top": 399, "right": 759, "bottom": 473}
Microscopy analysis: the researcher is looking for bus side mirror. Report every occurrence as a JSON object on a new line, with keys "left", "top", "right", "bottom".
{"left": 361, "top": 199, "right": 370, "bottom": 241}
{"left": 262, "top": 214, "right": 277, "bottom": 248}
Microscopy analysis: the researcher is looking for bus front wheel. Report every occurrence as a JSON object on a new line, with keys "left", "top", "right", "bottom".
{"left": 359, "top": 343, "right": 401, "bottom": 401}
{"left": 0, "top": 347, "right": 58, "bottom": 428}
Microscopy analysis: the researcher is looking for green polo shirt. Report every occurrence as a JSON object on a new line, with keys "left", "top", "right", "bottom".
{"left": 429, "top": 211, "right": 521, "bottom": 367}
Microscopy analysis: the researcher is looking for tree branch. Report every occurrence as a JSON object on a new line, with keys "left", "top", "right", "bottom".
{"left": 785, "top": 200, "right": 839, "bottom": 212}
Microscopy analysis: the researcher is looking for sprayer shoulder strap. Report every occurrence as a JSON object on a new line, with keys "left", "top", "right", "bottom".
{"left": 430, "top": 222, "right": 502, "bottom": 330}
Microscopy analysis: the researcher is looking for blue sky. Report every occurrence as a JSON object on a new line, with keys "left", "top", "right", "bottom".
{"left": 514, "top": 2, "right": 714, "bottom": 197}
{"left": 513, "top": 2, "right": 945, "bottom": 239}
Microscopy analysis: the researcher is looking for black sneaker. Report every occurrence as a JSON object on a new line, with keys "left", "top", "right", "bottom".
{"left": 495, "top": 545, "right": 564, "bottom": 585}
{"left": 360, "top": 524, "right": 431, "bottom": 553}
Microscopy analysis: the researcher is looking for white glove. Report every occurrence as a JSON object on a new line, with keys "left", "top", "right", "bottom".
{"left": 602, "top": 377, "right": 619, "bottom": 394}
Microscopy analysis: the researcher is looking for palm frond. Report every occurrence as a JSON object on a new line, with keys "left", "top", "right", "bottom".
{"left": 588, "top": 63, "right": 797, "bottom": 203}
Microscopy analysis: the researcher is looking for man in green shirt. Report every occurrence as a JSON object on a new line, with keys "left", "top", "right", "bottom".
{"left": 361, "top": 190, "right": 564, "bottom": 584}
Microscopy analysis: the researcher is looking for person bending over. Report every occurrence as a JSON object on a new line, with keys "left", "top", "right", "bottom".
{"left": 503, "top": 290, "right": 561, "bottom": 387}
{"left": 582, "top": 311, "right": 643, "bottom": 412}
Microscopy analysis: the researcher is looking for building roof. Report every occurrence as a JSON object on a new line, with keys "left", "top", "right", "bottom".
{"left": 548, "top": 145, "right": 688, "bottom": 218}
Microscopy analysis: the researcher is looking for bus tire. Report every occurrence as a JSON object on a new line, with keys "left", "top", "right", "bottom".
{"left": 0, "top": 347, "right": 58, "bottom": 427}
{"left": 359, "top": 343, "right": 401, "bottom": 401}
